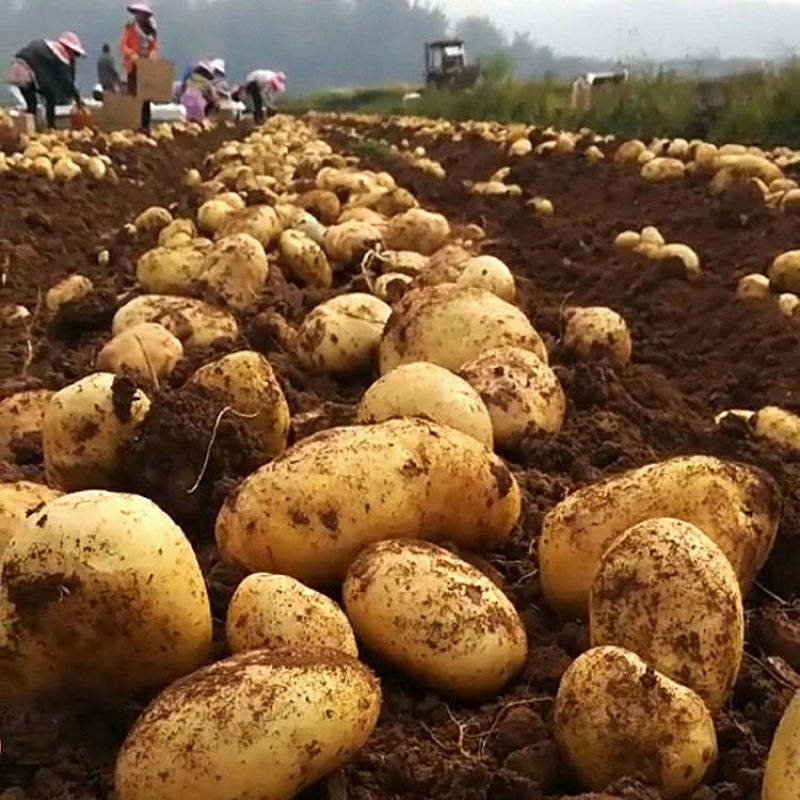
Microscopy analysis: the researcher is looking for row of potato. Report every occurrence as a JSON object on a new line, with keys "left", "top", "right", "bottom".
{"left": 0, "top": 114, "right": 798, "bottom": 800}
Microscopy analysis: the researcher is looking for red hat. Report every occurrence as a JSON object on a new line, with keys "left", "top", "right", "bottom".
{"left": 126, "top": 2, "right": 154, "bottom": 14}
{"left": 58, "top": 31, "right": 86, "bottom": 57}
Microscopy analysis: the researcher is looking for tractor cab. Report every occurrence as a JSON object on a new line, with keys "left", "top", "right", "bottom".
{"left": 425, "top": 40, "right": 474, "bottom": 89}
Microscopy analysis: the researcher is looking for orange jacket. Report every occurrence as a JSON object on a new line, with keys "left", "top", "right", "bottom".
{"left": 120, "top": 22, "right": 158, "bottom": 76}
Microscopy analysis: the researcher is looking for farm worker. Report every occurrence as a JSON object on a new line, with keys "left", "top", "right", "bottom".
{"left": 120, "top": 2, "right": 159, "bottom": 130}
{"left": 10, "top": 33, "right": 86, "bottom": 129}
{"left": 97, "top": 43, "right": 121, "bottom": 93}
{"left": 180, "top": 62, "right": 219, "bottom": 123}
{"left": 238, "top": 69, "right": 286, "bottom": 124}
{"left": 210, "top": 58, "right": 231, "bottom": 99}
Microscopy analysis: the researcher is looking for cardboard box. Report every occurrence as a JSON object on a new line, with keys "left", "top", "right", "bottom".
{"left": 96, "top": 93, "right": 142, "bottom": 130}
{"left": 136, "top": 59, "right": 175, "bottom": 103}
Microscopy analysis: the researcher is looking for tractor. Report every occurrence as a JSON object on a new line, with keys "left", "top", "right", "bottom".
{"left": 424, "top": 40, "right": 481, "bottom": 90}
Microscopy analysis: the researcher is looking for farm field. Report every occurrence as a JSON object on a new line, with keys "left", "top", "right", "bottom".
{"left": 1, "top": 112, "right": 800, "bottom": 800}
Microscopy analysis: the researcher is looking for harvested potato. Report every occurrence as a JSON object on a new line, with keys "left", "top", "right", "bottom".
{"left": 356, "top": 362, "right": 493, "bottom": 448}
{"left": 379, "top": 285, "right": 547, "bottom": 375}
{"left": 0, "top": 481, "right": 62, "bottom": 555}
{"left": 654, "top": 243, "right": 701, "bottom": 276}
{"left": 509, "top": 137, "right": 532, "bottom": 157}
{"left": 374, "top": 272, "right": 413, "bottom": 302}
{"left": 590, "top": 518, "right": 744, "bottom": 712}
{"left": 114, "top": 647, "right": 381, "bottom": 800}
{"left": 0, "top": 490, "right": 211, "bottom": 700}
{"left": 337, "top": 207, "right": 387, "bottom": 227}
{"left": 97, "top": 322, "right": 184, "bottom": 387}
{"left": 279, "top": 229, "right": 333, "bottom": 288}
{"left": 296, "top": 293, "right": 391, "bottom": 376}
{"left": 779, "top": 292, "right": 800, "bottom": 318}
{"left": 640, "top": 225, "right": 665, "bottom": 247}
{"left": 197, "top": 199, "right": 235, "bottom": 235}
{"left": 385, "top": 209, "right": 451, "bottom": 256}
{"left": 134, "top": 206, "right": 173, "bottom": 233}
{"left": 191, "top": 351, "right": 289, "bottom": 460}
{"left": 214, "top": 192, "right": 246, "bottom": 211}
{"left": 378, "top": 250, "right": 429, "bottom": 277}
{"left": 615, "top": 140, "right": 647, "bottom": 163}
{"left": 0, "top": 389, "right": 54, "bottom": 461}
{"left": 538, "top": 455, "right": 781, "bottom": 618}
{"left": 763, "top": 688, "right": 800, "bottom": 799}
{"left": 460, "top": 346, "right": 565, "bottom": 449}
{"left": 555, "top": 646, "right": 717, "bottom": 799}
{"left": 294, "top": 211, "right": 327, "bottom": 246}
{"left": 136, "top": 246, "right": 206, "bottom": 294}
{"left": 201, "top": 233, "right": 269, "bottom": 310}
{"left": 299, "top": 189, "right": 341, "bottom": 225}
{"left": 641, "top": 157, "right": 686, "bottom": 182}
{"left": 158, "top": 218, "right": 196, "bottom": 248}
{"left": 323, "top": 220, "right": 383, "bottom": 265}
{"left": 216, "top": 418, "right": 520, "bottom": 588}
{"left": 737, "top": 273, "right": 770, "bottom": 299}
{"left": 614, "top": 231, "right": 641, "bottom": 249}
{"left": 528, "top": 197, "right": 554, "bottom": 215}
{"left": 752, "top": 406, "right": 800, "bottom": 453}
{"left": 454, "top": 255, "right": 516, "bottom": 302}
{"left": 46, "top": 274, "right": 93, "bottom": 312}
{"left": 417, "top": 244, "right": 473, "bottom": 286}
{"left": 344, "top": 540, "right": 527, "bottom": 697}
{"left": 564, "top": 306, "right": 632, "bottom": 366}
{"left": 226, "top": 574, "right": 357, "bottom": 656}
{"left": 218, "top": 205, "right": 282, "bottom": 249}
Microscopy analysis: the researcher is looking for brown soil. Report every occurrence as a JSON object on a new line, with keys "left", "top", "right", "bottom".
{"left": 1, "top": 118, "right": 799, "bottom": 799}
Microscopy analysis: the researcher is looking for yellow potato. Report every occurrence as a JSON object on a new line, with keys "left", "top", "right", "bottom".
{"left": 158, "top": 218, "right": 196, "bottom": 248}
{"left": 778, "top": 292, "right": 800, "bottom": 318}
{"left": 136, "top": 246, "right": 206, "bottom": 294}
{"left": 226, "top": 574, "right": 357, "bottom": 656}
{"left": 323, "top": 220, "right": 384, "bottom": 265}
{"left": 641, "top": 157, "right": 686, "bottom": 182}
{"left": 214, "top": 191, "right": 246, "bottom": 211}
{"left": 528, "top": 196, "right": 554, "bottom": 215}
{"left": 218, "top": 205, "right": 282, "bottom": 249}
{"left": 737, "top": 273, "right": 770, "bottom": 300}
{"left": 197, "top": 200, "right": 235, "bottom": 235}
{"left": 279, "top": 229, "right": 333, "bottom": 288}
{"left": 752, "top": 406, "right": 800, "bottom": 453}
{"left": 200, "top": 233, "right": 269, "bottom": 311}
{"left": 376, "top": 250, "right": 428, "bottom": 276}
{"left": 344, "top": 540, "right": 527, "bottom": 698}
{"left": 763, "top": 688, "right": 800, "bottom": 799}
{"left": 46, "top": 274, "right": 93, "bottom": 312}
{"left": 614, "top": 231, "right": 641, "bottom": 249}
{"left": 134, "top": 206, "right": 173, "bottom": 233}
{"left": 299, "top": 189, "right": 341, "bottom": 225}
{"left": 451, "top": 255, "right": 515, "bottom": 302}
{"left": 417, "top": 244, "right": 473, "bottom": 286}
{"left": 97, "top": 322, "right": 184, "bottom": 387}
{"left": 554, "top": 646, "right": 717, "bottom": 799}
{"left": 640, "top": 225, "right": 665, "bottom": 247}
{"left": 0, "top": 481, "right": 62, "bottom": 555}
{"left": 615, "top": 140, "right": 646, "bottom": 163}
{"left": 563, "top": 306, "right": 632, "bottom": 366}
{"left": 509, "top": 137, "right": 532, "bottom": 157}
{"left": 216, "top": 418, "right": 521, "bottom": 588}
{"left": 385, "top": 208, "right": 451, "bottom": 256}
{"left": 0, "top": 390, "right": 54, "bottom": 461}
{"left": 654, "top": 243, "right": 701, "bottom": 276}
{"left": 374, "top": 272, "right": 413, "bottom": 302}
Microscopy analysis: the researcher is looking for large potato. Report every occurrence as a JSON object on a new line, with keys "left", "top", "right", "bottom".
{"left": 226, "top": 574, "right": 357, "bottom": 656}
{"left": 279, "top": 229, "right": 333, "bottom": 288}
{"left": 46, "top": 274, "right": 93, "bottom": 312}
{"left": 590, "top": 518, "right": 744, "bottom": 712}
{"left": 218, "top": 205, "right": 282, "bottom": 249}
{"left": 115, "top": 647, "right": 381, "bottom": 800}
{"left": 201, "top": 233, "right": 269, "bottom": 311}
{"left": 43, "top": 373, "right": 150, "bottom": 491}
{"left": 323, "top": 220, "right": 383, "bottom": 265}
{"left": 769, "top": 251, "right": 800, "bottom": 294}
{"left": 216, "top": 418, "right": 521, "bottom": 588}
{"left": 460, "top": 346, "right": 565, "bottom": 450}
{"left": 385, "top": 209, "right": 451, "bottom": 256}
{"left": 136, "top": 246, "right": 206, "bottom": 294}
{"left": 296, "top": 293, "right": 391, "bottom": 376}
{"left": 191, "top": 351, "right": 290, "bottom": 460}
{"left": 356, "top": 362, "right": 493, "bottom": 448}
{"left": 344, "top": 540, "right": 526, "bottom": 698}
{"left": 563, "top": 306, "right": 632, "bottom": 366}
{"left": 763, "top": 688, "right": 800, "bottom": 799}
{"left": 0, "top": 481, "right": 62, "bottom": 555}
{"left": 299, "top": 189, "right": 341, "bottom": 225}
{"left": 97, "top": 322, "right": 184, "bottom": 387}
{"left": 379, "top": 285, "right": 547, "bottom": 375}
{"left": 0, "top": 491, "right": 211, "bottom": 700}
{"left": 554, "top": 646, "right": 717, "bottom": 799}
{"left": 538, "top": 455, "right": 781, "bottom": 618}
{"left": 0, "top": 390, "right": 54, "bottom": 461}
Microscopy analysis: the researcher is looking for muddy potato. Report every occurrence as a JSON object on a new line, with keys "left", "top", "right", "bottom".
{"left": 136, "top": 246, "right": 206, "bottom": 294}
{"left": 555, "top": 646, "right": 717, "bottom": 799}
{"left": 0, "top": 490, "right": 211, "bottom": 700}
{"left": 374, "top": 272, "right": 413, "bottom": 302}
{"left": 46, "top": 274, "right": 93, "bottom": 312}
{"left": 299, "top": 189, "right": 341, "bottom": 225}
{"left": 191, "top": 351, "right": 289, "bottom": 460}
{"left": 296, "top": 293, "right": 391, "bottom": 376}
{"left": 417, "top": 244, "right": 473, "bottom": 286}
{"left": 454, "top": 255, "right": 516, "bottom": 302}
{"left": 216, "top": 418, "right": 520, "bottom": 588}
{"left": 460, "top": 346, "right": 565, "bottom": 450}
{"left": 752, "top": 406, "right": 800, "bottom": 453}
{"left": 356, "top": 362, "right": 493, "bottom": 448}
{"left": 590, "top": 518, "right": 744, "bottom": 712}
{"left": 737, "top": 273, "right": 771, "bottom": 299}
{"left": 226, "top": 574, "right": 357, "bottom": 656}
{"left": 201, "top": 233, "right": 269, "bottom": 311}
{"left": 97, "top": 323, "right": 184, "bottom": 387}
{"left": 763, "top": 688, "right": 800, "bottom": 799}
{"left": 197, "top": 199, "right": 235, "bottom": 235}
{"left": 323, "top": 220, "right": 383, "bottom": 265}
{"left": 385, "top": 209, "right": 451, "bottom": 256}
{"left": 279, "top": 229, "right": 333, "bottom": 288}
{"left": 0, "top": 481, "right": 62, "bottom": 555}
{"left": 134, "top": 206, "right": 173, "bottom": 233}
{"left": 379, "top": 250, "right": 429, "bottom": 277}
{"left": 538, "top": 455, "right": 781, "bottom": 618}
{"left": 379, "top": 285, "right": 547, "bottom": 375}
{"left": 344, "top": 540, "right": 527, "bottom": 698}
{"left": 114, "top": 647, "right": 381, "bottom": 800}
{"left": 218, "top": 205, "right": 282, "bottom": 249}
{"left": 337, "top": 207, "right": 387, "bottom": 227}
{"left": 564, "top": 306, "right": 632, "bottom": 366}
{"left": 158, "top": 218, "right": 196, "bottom": 248}
{"left": 0, "top": 389, "right": 54, "bottom": 461}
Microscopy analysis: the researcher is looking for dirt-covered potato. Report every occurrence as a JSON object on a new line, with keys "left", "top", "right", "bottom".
{"left": 538, "top": 455, "right": 781, "bottom": 618}
{"left": 337, "top": 207, "right": 387, "bottom": 227}
{"left": 0, "top": 481, "right": 62, "bottom": 555}
{"left": 134, "top": 205, "right": 172, "bottom": 233}
{"left": 0, "top": 389, "right": 54, "bottom": 461}
{"left": 97, "top": 322, "right": 184, "bottom": 387}
{"left": 563, "top": 306, "right": 632, "bottom": 366}
{"left": 356, "top": 362, "right": 493, "bottom": 448}
{"left": 43, "top": 373, "right": 150, "bottom": 491}
{"left": 455, "top": 255, "right": 516, "bottom": 302}
{"left": 279, "top": 229, "right": 333, "bottom": 288}
{"left": 46, "top": 274, "right": 93, "bottom": 312}
{"left": 200, "top": 233, "right": 269, "bottom": 310}
{"left": 768, "top": 251, "right": 800, "bottom": 293}
{"left": 226, "top": 574, "right": 358, "bottom": 656}
{"left": 0, "top": 490, "right": 211, "bottom": 700}
{"left": 214, "top": 191, "right": 246, "bottom": 211}
{"left": 323, "top": 220, "right": 383, "bottom": 265}
{"left": 158, "top": 218, "right": 197, "bottom": 248}
{"left": 379, "top": 285, "right": 547, "bottom": 375}
{"left": 344, "top": 540, "right": 526, "bottom": 698}
{"left": 114, "top": 647, "right": 381, "bottom": 800}
{"left": 136, "top": 246, "right": 206, "bottom": 294}
{"left": 590, "top": 518, "right": 744, "bottom": 712}
{"left": 378, "top": 250, "right": 429, "bottom": 277}
{"left": 737, "top": 273, "right": 770, "bottom": 299}
{"left": 751, "top": 405, "right": 800, "bottom": 453}
{"left": 191, "top": 351, "right": 289, "bottom": 460}
{"left": 555, "top": 646, "right": 717, "bottom": 799}
{"left": 197, "top": 200, "right": 235, "bottom": 235}
{"left": 216, "top": 418, "right": 520, "bottom": 588}
{"left": 385, "top": 209, "right": 451, "bottom": 256}
{"left": 460, "top": 346, "right": 565, "bottom": 449}
{"left": 763, "top": 688, "right": 800, "bottom": 799}
{"left": 299, "top": 189, "right": 341, "bottom": 225}
{"left": 374, "top": 272, "right": 413, "bottom": 303}
{"left": 778, "top": 292, "right": 800, "bottom": 317}
{"left": 218, "top": 205, "right": 282, "bottom": 249}
{"left": 113, "top": 295, "right": 239, "bottom": 347}
{"left": 296, "top": 293, "right": 391, "bottom": 376}
{"left": 420, "top": 244, "right": 472, "bottom": 285}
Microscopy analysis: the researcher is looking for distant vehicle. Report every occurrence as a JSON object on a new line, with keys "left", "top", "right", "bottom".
{"left": 424, "top": 40, "right": 480, "bottom": 90}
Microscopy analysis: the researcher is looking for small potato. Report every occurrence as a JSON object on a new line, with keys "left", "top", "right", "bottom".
{"left": 614, "top": 231, "right": 641, "bottom": 249}
{"left": 778, "top": 292, "right": 800, "bottom": 318}
{"left": 615, "top": 140, "right": 646, "bottom": 163}
{"left": 737, "top": 273, "right": 770, "bottom": 300}
{"left": 460, "top": 346, "right": 565, "bottom": 449}
{"left": 641, "top": 157, "right": 686, "bottom": 182}
{"left": 752, "top": 406, "right": 800, "bottom": 454}
{"left": 0, "top": 389, "right": 54, "bottom": 460}
{"left": 294, "top": 211, "right": 327, "bottom": 247}
{"left": 279, "top": 229, "right": 333, "bottom": 288}
{"left": 134, "top": 206, "right": 173, "bottom": 233}
{"left": 385, "top": 208, "right": 451, "bottom": 256}
{"left": 640, "top": 225, "right": 665, "bottom": 247}
{"left": 418, "top": 244, "right": 473, "bottom": 286}
{"left": 226, "top": 574, "right": 357, "bottom": 656}
{"left": 528, "top": 197, "right": 554, "bottom": 215}
{"left": 97, "top": 323, "right": 184, "bottom": 387}
{"left": 114, "top": 647, "right": 381, "bottom": 800}
{"left": 218, "top": 205, "right": 282, "bottom": 249}
{"left": 191, "top": 351, "right": 290, "bottom": 460}
{"left": 158, "top": 218, "right": 196, "bottom": 248}
{"left": 214, "top": 192, "right": 246, "bottom": 211}
{"left": 509, "top": 137, "right": 532, "bottom": 157}
{"left": 455, "top": 255, "right": 516, "bottom": 302}
{"left": 554, "top": 646, "right": 717, "bottom": 799}
{"left": 0, "top": 481, "right": 62, "bottom": 555}
{"left": 136, "top": 246, "right": 206, "bottom": 294}
{"left": 323, "top": 220, "right": 383, "bottom": 265}
{"left": 344, "top": 540, "right": 527, "bottom": 698}
{"left": 590, "top": 518, "right": 744, "bottom": 712}
{"left": 296, "top": 293, "right": 391, "bottom": 376}
{"left": 201, "top": 233, "right": 269, "bottom": 310}
{"left": 356, "top": 362, "right": 493, "bottom": 448}
{"left": 46, "top": 274, "right": 93, "bottom": 312}
{"left": 299, "top": 189, "right": 341, "bottom": 225}
{"left": 197, "top": 200, "right": 235, "bottom": 235}
{"left": 763, "top": 688, "right": 800, "bottom": 799}
{"left": 563, "top": 306, "right": 632, "bottom": 366}
{"left": 654, "top": 243, "right": 701, "bottom": 276}
{"left": 374, "top": 272, "right": 413, "bottom": 303}
{"left": 43, "top": 373, "right": 150, "bottom": 491}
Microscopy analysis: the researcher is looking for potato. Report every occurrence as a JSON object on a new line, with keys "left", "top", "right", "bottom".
{"left": 46, "top": 274, "right": 93, "bottom": 312}
{"left": 226, "top": 574, "right": 357, "bottom": 656}
{"left": 640, "top": 225, "right": 665, "bottom": 247}
{"left": 279, "top": 229, "right": 333, "bottom": 288}
{"left": 158, "top": 218, "right": 196, "bottom": 248}
{"left": 296, "top": 293, "right": 391, "bottom": 376}
{"left": 216, "top": 418, "right": 520, "bottom": 588}
{"left": 460, "top": 346, "right": 565, "bottom": 449}
{"left": 509, "top": 137, "right": 532, "bottom": 157}
{"left": 615, "top": 140, "right": 647, "bottom": 163}
{"left": 713, "top": 153, "right": 783, "bottom": 184}
{"left": 344, "top": 540, "right": 527, "bottom": 697}
{"left": 0, "top": 389, "right": 54, "bottom": 461}
{"left": 417, "top": 244, "right": 473, "bottom": 286}
{"left": 214, "top": 191, "right": 246, "bottom": 211}
{"left": 641, "top": 157, "right": 686, "bottom": 182}
{"left": 191, "top": 351, "right": 289, "bottom": 460}
{"left": 97, "top": 322, "right": 184, "bottom": 387}
{"left": 654, "top": 243, "right": 701, "bottom": 276}
{"left": 356, "top": 362, "right": 493, "bottom": 448}
{"left": 337, "top": 207, "right": 387, "bottom": 227}
{"left": 752, "top": 406, "right": 800, "bottom": 453}
{"left": 218, "top": 205, "right": 282, "bottom": 249}
{"left": 385, "top": 209, "right": 451, "bottom": 256}
{"left": 554, "top": 646, "right": 717, "bottom": 799}
{"left": 614, "top": 231, "right": 641, "bottom": 249}
{"left": 201, "top": 233, "right": 269, "bottom": 310}
{"left": 779, "top": 292, "right": 800, "bottom": 318}
{"left": 538, "top": 455, "right": 781, "bottom": 618}
{"left": 54, "top": 158, "right": 82, "bottom": 181}
{"left": 763, "top": 688, "right": 800, "bottom": 799}
{"left": 374, "top": 272, "right": 413, "bottom": 302}
{"left": 197, "top": 199, "right": 235, "bottom": 235}
{"left": 134, "top": 206, "right": 173, "bottom": 233}
{"left": 451, "top": 255, "right": 516, "bottom": 302}
{"left": 294, "top": 211, "right": 327, "bottom": 247}
{"left": 378, "top": 250, "right": 429, "bottom": 277}
{"left": 114, "top": 647, "right": 380, "bottom": 800}
{"left": 590, "top": 518, "right": 744, "bottom": 712}
{"left": 379, "top": 285, "right": 547, "bottom": 375}
{"left": 323, "top": 220, "right": 383, "bottom": 265}
{"left": 563, "top": 306, "right": 632, "bottom": 366}
{"left": 0, "top": 490, "right": 211, "bottom": 700}
{"left": 528, "top": 196, "right": 554, "bottom": 215}
{"left": 299, "top": 189, "right": 341, "bottom": 225}
{"left": 113, "top": 295, "right": 239, "bottom": 347}
{"left": 0, "top": 481, "right": 62, "bottom": 555}
{"left": 737, "top": 273, "right": 770, "bottom": 300}
{"left": 136, "top": 246, "right": 206, "bottom": 294}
